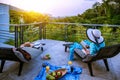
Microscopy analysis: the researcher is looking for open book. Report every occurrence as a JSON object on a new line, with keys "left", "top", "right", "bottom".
{"left": 80, "top": 40, "right": 89, "bottom": 49}
{"left": 80, "top": 40, "right": 89, "bottom": 55}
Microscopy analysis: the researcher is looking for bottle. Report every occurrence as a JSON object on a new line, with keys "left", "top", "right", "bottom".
{"left": 68, "top": 61, "right": 73, "bottom": 72}
{"left": 46, "top": 66, "right": 50, "bottom": 73}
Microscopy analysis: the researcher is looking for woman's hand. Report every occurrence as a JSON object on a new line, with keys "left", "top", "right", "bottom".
{"left": 85, "top": 49, "right": 90, "bottom": 55}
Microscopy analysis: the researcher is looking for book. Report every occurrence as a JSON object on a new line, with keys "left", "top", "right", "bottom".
{"left": 80, "top": 40, "right": 89, "bottom": 49}
{"left": 80, "top": 40, "right": 89, "bottom": 55}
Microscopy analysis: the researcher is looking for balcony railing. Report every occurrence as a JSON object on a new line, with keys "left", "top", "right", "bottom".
{"left": 0, "top": 22, "right": 120, "bottom": 47}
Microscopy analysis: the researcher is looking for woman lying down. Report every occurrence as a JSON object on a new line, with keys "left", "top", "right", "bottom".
{"left": 0, "top": 47, "right": 31, "bottom": 63}
{"left": 0, "top": 42, "right": 44, "bottom": 63}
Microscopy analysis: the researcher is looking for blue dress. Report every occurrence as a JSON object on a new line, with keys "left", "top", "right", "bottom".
{"left": 69, "top": 40, "right": 105, "bottom": 61}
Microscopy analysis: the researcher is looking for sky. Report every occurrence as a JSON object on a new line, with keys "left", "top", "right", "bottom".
{"left": 0, "top": 0, "right": 102, "bottom": 17}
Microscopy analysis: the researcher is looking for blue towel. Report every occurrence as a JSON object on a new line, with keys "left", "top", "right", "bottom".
{"left": 34, "top": 62, "right": 82, "bottom": 80}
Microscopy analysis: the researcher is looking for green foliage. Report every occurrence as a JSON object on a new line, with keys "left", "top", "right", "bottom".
{"left": 52, "top": 0, "right": 120, "bottom": 25}
{"left": 100, "top": 26, "right": 112, "bottom": 45}
{"left": 45, "top": 24, "right": 65, "bottom": 40}
{"left": 23, "top": 25, "right": 40, "bottom": 42}
{"left": 10, "top": 10, "right": 20, "bottom": 24}
{"left": 10, "top": 10, "right": 50, "bottom": 24}
{"left": 4, "top": 39, "right": 14, "bottom": 46}
{"left": 111, "top": 15, "right": 120, "bottom": 24}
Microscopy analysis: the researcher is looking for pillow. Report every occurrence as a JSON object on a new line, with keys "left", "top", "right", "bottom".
{"left": 13, "top": 48, "right": 30, "bottom": 63}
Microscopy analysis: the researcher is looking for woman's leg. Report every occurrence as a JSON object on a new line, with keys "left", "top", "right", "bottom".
{"left": 69, "top": 47, "right": 75, "bottom": 61}
{"left": 69, "top": 42, "right": 83, "bottom": 61}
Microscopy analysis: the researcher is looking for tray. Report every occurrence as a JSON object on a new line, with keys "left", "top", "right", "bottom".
{"left": 46, "top": 68, "right": 67, "bottom": 80}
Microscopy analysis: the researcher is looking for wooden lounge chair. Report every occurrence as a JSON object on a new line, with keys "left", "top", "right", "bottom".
{"left": 0, "top": 47, "right": 43, "bottom": 76}
{"left": 0, "top": 47, "right": 24, "bottom": 76}
{"left": 63, "top": 43, "right": 120, "bottom": 76}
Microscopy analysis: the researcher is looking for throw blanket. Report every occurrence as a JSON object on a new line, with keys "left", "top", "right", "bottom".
{"left": 34, "top": 62, "right": 82, "bottom": 80}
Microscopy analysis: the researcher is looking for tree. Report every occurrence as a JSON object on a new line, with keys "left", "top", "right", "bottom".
{"left": 92, "top": 2, "right": 101, "bottom": 17}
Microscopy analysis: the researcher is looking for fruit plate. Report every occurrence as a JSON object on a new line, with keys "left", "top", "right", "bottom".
{"left": 46, "top": 68, "right": 67, "bottom": 80}
{"left": 54, "top": 68, "right": 67, "bottom": 78}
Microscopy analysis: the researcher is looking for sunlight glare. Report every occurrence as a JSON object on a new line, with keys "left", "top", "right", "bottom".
{"left": 20, "top": 0, "right": 56, "bottom": 13}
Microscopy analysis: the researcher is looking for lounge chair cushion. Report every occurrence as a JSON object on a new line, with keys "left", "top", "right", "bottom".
{"left": 13, "top": 48, "right": 29, "bottom": 62}
{"left": 22, "top": 47, "right": 42, "bottom": 59}
{"left": 13, "top": 47, "right": 42, "bottom": 63}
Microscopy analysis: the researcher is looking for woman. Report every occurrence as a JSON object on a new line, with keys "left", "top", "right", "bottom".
{"left": 69, "top": 28, "right": 105, "bottom": 61}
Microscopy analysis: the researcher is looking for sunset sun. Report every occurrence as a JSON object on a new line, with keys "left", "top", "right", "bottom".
{"left": 19, "top": 0, "right": 56, "bottom": 13}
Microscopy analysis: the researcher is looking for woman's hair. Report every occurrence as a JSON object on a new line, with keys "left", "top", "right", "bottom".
{"left": 24, "top": 42, "right": 31, "bottom": 47}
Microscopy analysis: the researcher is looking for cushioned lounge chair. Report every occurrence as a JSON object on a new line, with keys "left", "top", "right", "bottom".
{"left": 0, "top": 47, "right": 43, "bottom": 76}
{"left": 63, "top": 43, "right": 120, "bottom": 76}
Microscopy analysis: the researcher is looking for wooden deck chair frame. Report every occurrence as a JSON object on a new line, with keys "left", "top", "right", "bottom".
{"left": 63, "top": 43, "right": 120, "bottom": 76}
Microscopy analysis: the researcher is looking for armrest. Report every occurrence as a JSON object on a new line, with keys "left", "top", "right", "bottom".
{"left": 63, "top": 43, "right": 73, "bottom": 52}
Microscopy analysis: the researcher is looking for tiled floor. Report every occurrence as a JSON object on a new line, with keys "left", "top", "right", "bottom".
{"left": 0, "top": 39, "right": 120, "bottom": 80}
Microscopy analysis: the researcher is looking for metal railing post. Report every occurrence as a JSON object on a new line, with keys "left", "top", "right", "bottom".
{"left": 21, "top": 25, "right": 24, "bottom": 43}
{"left": 64, "top": 24, "right": 68, "bottom": 42}
{"left": 15, "top": 26, "right": 18, "bottom": 47}
{"left": 20, "top": 25, "right": 24, "bottom": 44}
{"left": 39, "top": 23, "right": 43, "bottom": 39}
{"left": 43, "top": 22, "right": 46, "bottom": 39}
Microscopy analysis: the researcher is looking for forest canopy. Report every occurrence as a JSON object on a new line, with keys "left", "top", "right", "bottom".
{"left": 10, "top": 0, "right": 120, "bottom": 25}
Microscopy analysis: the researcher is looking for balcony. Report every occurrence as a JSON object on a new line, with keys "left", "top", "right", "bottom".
{"left": 0, "top": 22, "right": 120, "bottom": 80}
